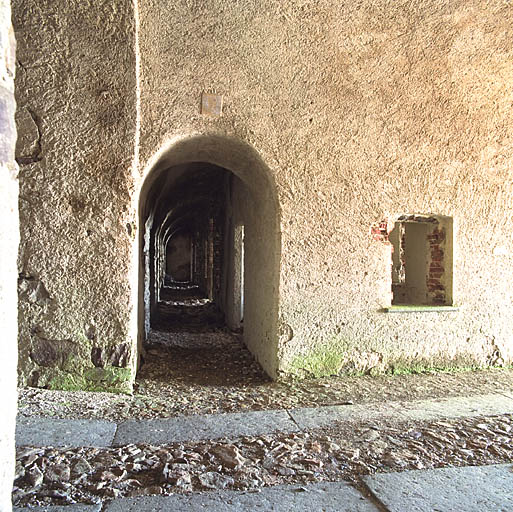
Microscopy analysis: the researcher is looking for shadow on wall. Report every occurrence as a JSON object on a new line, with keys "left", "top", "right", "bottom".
{"left": 137, "top": 134, "right": 281, "bottom": 378}
{"left": 166, "top": 230, "right": 193, "bottom": 283}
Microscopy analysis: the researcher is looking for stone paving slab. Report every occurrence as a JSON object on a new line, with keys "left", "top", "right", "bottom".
{"left": 16, "top": 393, "right": 513, "bottom": 448}
{"left": 499, "top": 389, "right": 513, "bottom": 401}
{"left": 14, "top": 505, "right": 101, "bottom": 512}
{"left": 283, "top": 393, "right": 513, "bottom": 433}
{"left": 289, "top": 402, "right": 404, "bottom": 431}
{"left": 113, "top": 409, "right": 299, "bottom": 445}
{"left": 104, "top": 482, "right": 379, "bottom": 511}
{"left": 396, "top": 393, "right": 513, "bottom": 422}
{"left": 364, "top": 463, "right": 513, "bottom": 512}
{"left": 15, "top": 416, "right": 117, "bottom": 448}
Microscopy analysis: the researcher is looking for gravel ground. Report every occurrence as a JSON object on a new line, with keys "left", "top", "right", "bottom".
{"left": 12, "top": 413, "right": 513, "bottom": 507}
{"left": 18, "top": 329, "right": 513, "bottom": 422}
{"left": 15, "top": 328, "right": 513, "bottom": 507}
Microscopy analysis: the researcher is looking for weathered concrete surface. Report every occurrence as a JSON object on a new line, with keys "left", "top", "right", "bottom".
{"left": 364, "top": 464, "right": 513, "bottom": 512}
{"left": 14, "top": 506, "right": 101, "bottom": 512}
{"left": 16, "top": 417, "right": 116, "bottom": 448}
{"left": 104, "top": 482, "right": 378, "bottom": 512}
{"left": 13, "top": 0, "right": 138, "bottom": 391}
{"left": 113, "top": 410, "right": 298, "bottom": 446}
{"left": 0, "top": 0, "right": 18, "bottom": 510}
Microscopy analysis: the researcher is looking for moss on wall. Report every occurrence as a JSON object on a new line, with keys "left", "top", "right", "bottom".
{"left": 289, "top": 347, "right": 346, "bottom": 378}
{"left": 286, "top": 339, "right": 511, "bottom": 380}
{"left": 48, "top": 366, "right": 132, "bottom": 394}
{"left": 386, "top": 354, "right": 511, "bottom": 376}
{"left": 44, "top": 346, "right": 133, "bottom": 393}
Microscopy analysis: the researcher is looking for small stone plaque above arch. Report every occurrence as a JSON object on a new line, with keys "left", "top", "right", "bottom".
{"left": 201, "top": 92, "right": 223, "bottom": 116}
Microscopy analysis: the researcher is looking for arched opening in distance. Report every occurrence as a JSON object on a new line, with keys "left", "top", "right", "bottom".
{"left": 137, "top": 135, "right": 281, "bottom": 380}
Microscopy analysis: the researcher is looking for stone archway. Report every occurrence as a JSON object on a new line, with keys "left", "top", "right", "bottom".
{"left": 137, "top": 134, "right": 281, "bottom": 378}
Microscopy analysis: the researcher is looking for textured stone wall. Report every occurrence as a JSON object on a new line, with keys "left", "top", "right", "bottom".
{"left": 13, "top": 0, "right": 513, "bottom": 388}
{"left": 0, "top": 0, "right": 18, "bottom": 508}
{"left": 14, "top": 0, "right": 138, "bottom": 390}
{"left": 137, "top": 0, "right": 513, "bottom": 378}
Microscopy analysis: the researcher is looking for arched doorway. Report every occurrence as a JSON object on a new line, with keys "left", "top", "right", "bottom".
{"left": 137, "top": 135, "right": 280, "bottom": 379}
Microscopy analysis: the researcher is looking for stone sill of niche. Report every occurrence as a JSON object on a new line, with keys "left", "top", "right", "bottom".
{"left": 382, "top": 305, "right": 460, "bottom": 313}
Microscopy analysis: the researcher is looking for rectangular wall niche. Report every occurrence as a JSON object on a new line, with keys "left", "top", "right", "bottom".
{"left": 390, "top": 215, "right": 453, "bottom": 306}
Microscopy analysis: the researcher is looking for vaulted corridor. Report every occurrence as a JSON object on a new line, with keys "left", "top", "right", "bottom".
{"left": 137, "top": 137, "right": 281, "bottom": 380}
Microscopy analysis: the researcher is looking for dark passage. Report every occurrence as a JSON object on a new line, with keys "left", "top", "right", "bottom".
{"left": 139, "top": 162, "right": 255, "bottom": 388}
{"left": 154, "top": 283, "right": 223, "bottom": 332}
{"left": 141, "top": 162, "right": 242, "bottom": 332}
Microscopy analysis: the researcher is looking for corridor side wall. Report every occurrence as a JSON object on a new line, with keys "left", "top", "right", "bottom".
{"left": 137, "top": 0, "right": 513, "bottom": 377}
{"left": 233, "top": 175, "right": 279, "bottom": 375}
{"left": 14, "top": 0, "right": 138, "bottom": 391}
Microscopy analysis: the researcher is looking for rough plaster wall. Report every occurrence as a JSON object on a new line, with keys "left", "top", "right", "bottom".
{"left": 138, "top": 0, "right": 513, "bottom": 377}
{"left": 0, "top": 1, "right": 17, "bottom": 507}
{"left": 14, "top": 0, "right": 138, "bottom": 390}
{"left": 232, "top": 176, "right": 279, "bottom": 374}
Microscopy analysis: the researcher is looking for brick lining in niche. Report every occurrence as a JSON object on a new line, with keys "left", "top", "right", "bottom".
{"left": 398, "top": 225, "right": 406, "bottom": 284}
{"left": 371, "top": 220, "right": 389, "bottom": 243}
{"left": 427, "top": 227, "right": 446, "bottom": 304}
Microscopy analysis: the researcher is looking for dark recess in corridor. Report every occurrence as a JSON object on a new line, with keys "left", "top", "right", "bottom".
{"left": 152, "top": 165, "right": 231, "bottom": 333}
{"left": 139, "top": 162, "right": 249, "bottom": 384}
